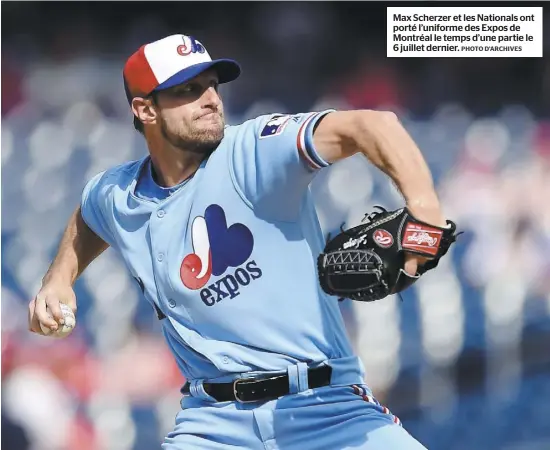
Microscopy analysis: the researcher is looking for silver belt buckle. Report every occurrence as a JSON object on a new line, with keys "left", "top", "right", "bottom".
{"left": 233, "top": 378, "right": 257, "bottom": 403}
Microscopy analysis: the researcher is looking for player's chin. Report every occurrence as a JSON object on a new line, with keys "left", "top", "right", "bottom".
{"left": 195, "top": 122, "right": 224, "bottom": 140}
{"left": 192, "top": 129, "right": 224, "bottom": 152}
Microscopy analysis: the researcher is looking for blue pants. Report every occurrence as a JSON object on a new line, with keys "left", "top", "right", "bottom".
{"left": 162, "top": 365, "right": 427, "bottom": 450}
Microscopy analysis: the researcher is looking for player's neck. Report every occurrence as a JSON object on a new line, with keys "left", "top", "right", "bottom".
{"left": 147, "top": 142, "right": 206, "bottom": 188}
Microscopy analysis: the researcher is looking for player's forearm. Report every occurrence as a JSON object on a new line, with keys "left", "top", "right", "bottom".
{"left": 351, "top": 111, "right": 440, "bottom": 210}
{"left": 42, "top": 207, "right": 109, "bottom": 286}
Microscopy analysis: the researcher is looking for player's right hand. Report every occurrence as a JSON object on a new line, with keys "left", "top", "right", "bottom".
{"left": 28, "top": 282, "right": 77, "bottom": 335}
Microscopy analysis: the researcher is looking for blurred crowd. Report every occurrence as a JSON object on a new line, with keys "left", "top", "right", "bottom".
{"left": 2, "top": 3, "right": 550, "bottom": 450}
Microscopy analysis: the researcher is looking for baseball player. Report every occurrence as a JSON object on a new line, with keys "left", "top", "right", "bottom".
{"left": 28, "top": 34, "right": 453, "bottom": 449}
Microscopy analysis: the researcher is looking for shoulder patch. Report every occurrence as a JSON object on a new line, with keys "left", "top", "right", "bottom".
{"left": 259, "top": 114, "right": 291, "bottom": 139}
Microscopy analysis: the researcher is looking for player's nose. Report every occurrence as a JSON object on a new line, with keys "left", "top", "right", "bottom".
{"left": 202, "top": 86, "right": 221, "bottom": 108}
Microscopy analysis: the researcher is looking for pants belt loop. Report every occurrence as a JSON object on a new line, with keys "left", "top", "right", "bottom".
{"left": 189, "top": 379, "right": 217, "bottom": 402}
{"left": 297, "top": 362, "right": 309, "bottom": 392}
{"left": 287, "top": 365, "right": 299, "bottom": 394}
{"left": 189, "top": 379, "right": 200, "bottom": 397}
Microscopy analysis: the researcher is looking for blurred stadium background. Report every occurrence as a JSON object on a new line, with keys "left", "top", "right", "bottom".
{"left": 2, "top": 2, "right": 549, "bottom": 450}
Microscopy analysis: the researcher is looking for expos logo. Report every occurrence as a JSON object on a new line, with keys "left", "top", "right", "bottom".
{"left": 177, "top": 35, "right": 206, "bottom": 56}
{"left": 180, "top": 204, "right": 262, "bottom": 306}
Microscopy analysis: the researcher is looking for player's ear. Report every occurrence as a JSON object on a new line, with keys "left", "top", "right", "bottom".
{"left": 131, "top": 96, "right": 157, "bottom": 126}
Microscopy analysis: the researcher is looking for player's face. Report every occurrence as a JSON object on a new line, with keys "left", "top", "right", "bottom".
{"left": 154, "top": 69, "right": 225, "bottom": 154}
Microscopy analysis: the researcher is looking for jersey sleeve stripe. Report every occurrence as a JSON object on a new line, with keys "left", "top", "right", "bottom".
{"left": 302, "top": 111, "right": 333, "bottom": 168}
{"left": 297, "top": 111, "right": 334, "bottom": 171}
{"left": 296, "top": 113, "right": 323, "bottom": 170}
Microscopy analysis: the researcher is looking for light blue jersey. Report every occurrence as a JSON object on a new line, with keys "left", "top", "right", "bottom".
{"left": 81, "top": 110, "right": 363, "bottom": 383}
{"left": 81, "top": 110, "right": 428, "bottom": 449}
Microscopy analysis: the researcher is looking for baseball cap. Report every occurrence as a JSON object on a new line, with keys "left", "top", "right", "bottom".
{"left": 123, "top": 34, "right": 241, "bottom": 103}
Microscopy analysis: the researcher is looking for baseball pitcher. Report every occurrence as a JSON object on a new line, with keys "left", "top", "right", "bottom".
{"left": 28, "top": 34, "right": 459, "bottom": 449}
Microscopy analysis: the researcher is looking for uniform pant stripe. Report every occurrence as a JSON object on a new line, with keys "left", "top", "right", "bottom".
{"left": 351, "top": 385, "right": 402, "bottom": 427}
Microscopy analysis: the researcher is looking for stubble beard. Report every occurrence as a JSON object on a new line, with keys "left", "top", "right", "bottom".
{"left": 161, "top": 113, "right": 225, "bottom": 156}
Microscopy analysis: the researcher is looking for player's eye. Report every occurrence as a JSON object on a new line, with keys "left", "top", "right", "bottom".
{"left": 181, "top": 85, "right": 196, "bottom": 94}
{"left": 170, "top": 84, "right": 197, "bottom": 96}
{"left": 168, "top": 80, "right": 218, "bottom": 97}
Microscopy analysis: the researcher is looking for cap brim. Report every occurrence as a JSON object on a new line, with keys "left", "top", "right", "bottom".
{"left": 153, "top": 59, "right": 241, "bottom": 93}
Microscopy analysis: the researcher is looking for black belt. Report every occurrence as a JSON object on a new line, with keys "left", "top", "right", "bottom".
{"left": 181, "top": 365, "right": 332, "bottom": 403}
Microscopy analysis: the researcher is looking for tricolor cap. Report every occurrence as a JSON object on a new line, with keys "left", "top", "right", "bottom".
{"left": 123, "top": 34, "right": 241, "bottom": 103}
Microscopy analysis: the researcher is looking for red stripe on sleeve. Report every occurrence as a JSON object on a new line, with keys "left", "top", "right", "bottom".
{"left": 296, "top": 113, "right": 321, "bottom": 170}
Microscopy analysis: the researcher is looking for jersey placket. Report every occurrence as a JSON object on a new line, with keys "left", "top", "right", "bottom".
{"left": 149, "top": 205, "right": 172, "bottom": 315}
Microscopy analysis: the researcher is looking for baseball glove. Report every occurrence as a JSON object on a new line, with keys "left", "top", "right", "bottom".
{"left": 317, "top": 206, "right": 460, "bottom": 302}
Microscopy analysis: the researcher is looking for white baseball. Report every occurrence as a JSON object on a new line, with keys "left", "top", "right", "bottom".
{"left": 40, "top": 303, "right": 76, "bottom": 338}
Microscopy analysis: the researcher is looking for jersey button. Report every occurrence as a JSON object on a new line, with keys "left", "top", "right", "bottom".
{"left": 157, "top": 253, "right": 164, "bottom": 262}
{"left": 157, "top": 210, "right": 165, "bottom": 218}
{"left": 168, "top": 299, "right": 176, "bottom": 308}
